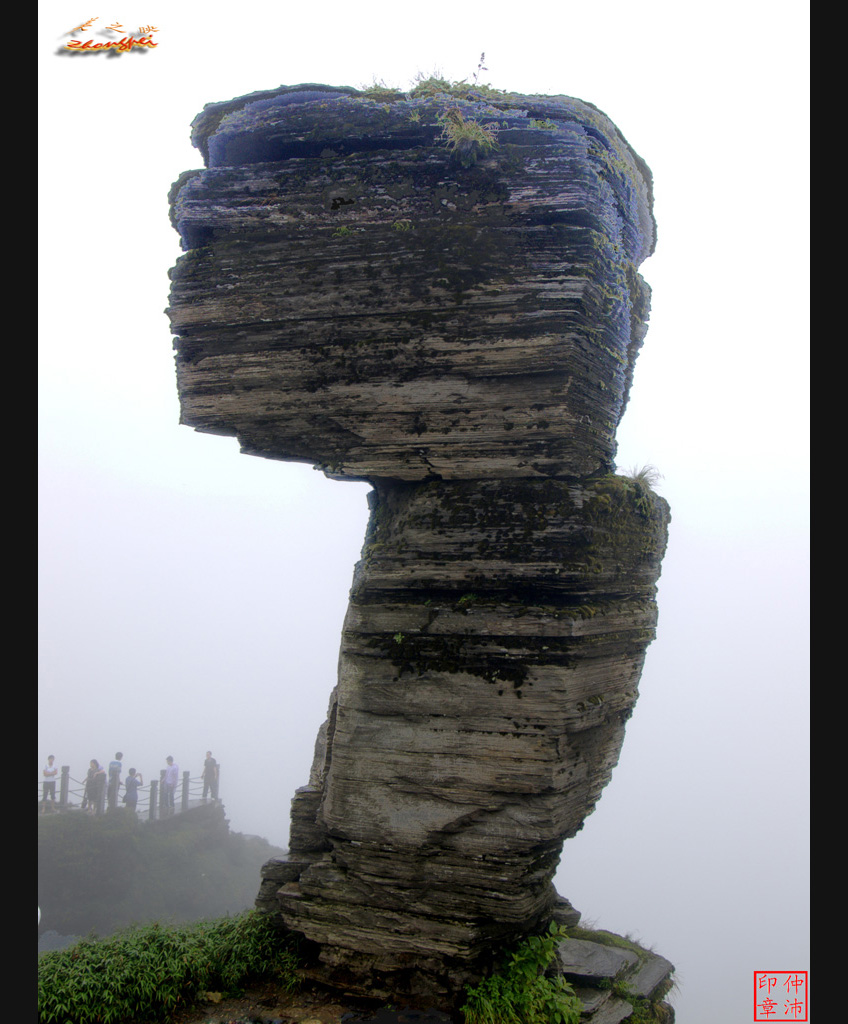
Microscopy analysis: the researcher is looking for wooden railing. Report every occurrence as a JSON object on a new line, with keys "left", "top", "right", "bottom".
{"left": 37, "top": 765, "right": 221, "bottom": 821}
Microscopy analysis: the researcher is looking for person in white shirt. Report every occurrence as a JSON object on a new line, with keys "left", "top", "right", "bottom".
{"left": 41, "top": 755, "right": 58, "bottom": 812}
{"left": 162, "top": 755, "right": 179, "bottom": 814}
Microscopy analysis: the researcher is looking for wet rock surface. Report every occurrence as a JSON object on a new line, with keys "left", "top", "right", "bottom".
{"left": 168, "top": 83, "right": 672, "bottom": 1009}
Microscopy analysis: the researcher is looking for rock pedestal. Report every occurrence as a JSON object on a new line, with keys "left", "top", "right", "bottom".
{"left": 168, "top": 82, "right": 670, "bottom": 1004}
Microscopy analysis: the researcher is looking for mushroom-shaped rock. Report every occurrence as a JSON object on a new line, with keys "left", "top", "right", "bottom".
{"left": 167, "top": 83, "right": 669, "bottom": 1005}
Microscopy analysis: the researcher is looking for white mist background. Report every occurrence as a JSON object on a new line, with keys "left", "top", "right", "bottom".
{"left": 38, "top": 2, "right": 809, "bottom": 1020}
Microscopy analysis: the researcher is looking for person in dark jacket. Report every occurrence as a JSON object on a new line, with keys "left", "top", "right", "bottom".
{"left": 122, "top": 768, "right": 143, "bottom": 813}
{"left": 202, "top": 751, "right": 219, "bottom": 801}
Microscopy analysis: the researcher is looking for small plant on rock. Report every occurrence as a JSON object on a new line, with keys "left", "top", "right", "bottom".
{"left": 624, "top": 465, "right": 663, "bottom": 491}
{"left": 471, "top": 52, "right": 489, "bottom": 86}
{"left": 408, "top": 71, "right": 455, "bottom": 99}
{"left": 360, "top": 76, "right": 405, "bottom": 102}
{"left": 438, "top": 106, "right": 499, "bottom": 167}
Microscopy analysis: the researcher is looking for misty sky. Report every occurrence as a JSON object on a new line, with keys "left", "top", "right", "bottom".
{"left": 38, "top": 3, "right": 809, "bottom": 1020}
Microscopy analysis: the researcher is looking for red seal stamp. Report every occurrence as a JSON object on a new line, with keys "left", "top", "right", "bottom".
{"left": 754, "top": 972, "right": 808, "bottom": 1021}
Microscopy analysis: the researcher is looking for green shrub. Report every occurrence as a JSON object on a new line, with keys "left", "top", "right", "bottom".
{"left": 462, "top": 923, "right": 582, "bottom": 1024}
{"left": 37, "top": 911, "right": 299, "bottom": 1024}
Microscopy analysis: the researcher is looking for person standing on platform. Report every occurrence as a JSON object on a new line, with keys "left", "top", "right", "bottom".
{"left": 162, "top": 756, "right": 178, "bottom": 814}
{"left": 202, "top": 751, "right": 219, "bottom": 801}
{"left": 86, "top": 760, "right": 107, "bottom": 814}
{"left": 122, "top": 768, "right": 143, "bottom": 814}
{"left": 41, "top": 755, "right": 58, "bottom": 812}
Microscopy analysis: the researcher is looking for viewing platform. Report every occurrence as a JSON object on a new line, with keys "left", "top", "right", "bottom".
{"left": 38, "top": 764, "right": 222, "bottom": 823}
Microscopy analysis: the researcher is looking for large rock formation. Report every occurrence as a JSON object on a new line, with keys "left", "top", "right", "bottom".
{"left": 167, "top": 82, "right": 670, "bottom": 1006}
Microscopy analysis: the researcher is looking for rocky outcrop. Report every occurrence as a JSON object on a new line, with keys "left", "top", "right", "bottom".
{"left": 556, "top": 932, "right": 675, "bottom": 1023}
{"left": 168, "top": 82, "right": 670, "bottom": 1006}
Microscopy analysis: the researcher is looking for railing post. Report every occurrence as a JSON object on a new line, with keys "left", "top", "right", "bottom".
{"left": 148, "top": 779, "right": 158, "bottom": 820}
{"left": 107, "top": 769, "right": 119, "bottom": 812}
{"left": 159, "top": 768, "right": 167, "bottom": 816}
{"left": 60, "top": 766, "right": 69, "bottom": 811}
{"left": 181, "top": 771, "right": 190, "bottom": 812}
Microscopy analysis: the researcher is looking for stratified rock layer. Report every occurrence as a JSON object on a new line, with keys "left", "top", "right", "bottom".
{"left": 168, "top": 85, "right": 654, "bottom": 481}
{"left": 168, "top": 83, "right": 670, "bottom": 1004}
{"left": 276, "top": 476, "right": 668, "bottom": 997}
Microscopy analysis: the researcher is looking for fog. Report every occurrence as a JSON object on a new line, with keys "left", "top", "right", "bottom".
{"left": 38, "top": 2, "right": 809, "bottom": 1020}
